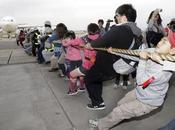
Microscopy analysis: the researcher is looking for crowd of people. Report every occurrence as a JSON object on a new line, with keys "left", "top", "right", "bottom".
{"left": 15, "top": 4, "right": 175, "bottom": 130}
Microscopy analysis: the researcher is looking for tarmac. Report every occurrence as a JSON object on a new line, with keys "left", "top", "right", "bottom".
{"left": 0, "top": 39, "right": 175, "bottom": 130}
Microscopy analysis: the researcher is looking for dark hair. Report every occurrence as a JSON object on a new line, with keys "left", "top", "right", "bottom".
{"left": 169, "top": 19, "right": 175, "bottom": 26}
{"left": 147, "top": 11, "right": 162, "bottom": 25}
{"left": 168, "top": 20, "right": 175, "bottom": 32}
{"left": 87, "top": 23, "right": 100, "bottom": 35}
{"left": 98, "top": 19, "right": 104, "bottom": 25}
{"left": 115, "top": 4, "right": 136, "bottom": 22}
{"left": 56, "top": 23, "right": 68, "bottom": 39}
{"left": 64, "top": 30, "right": 76, "bottom": 39}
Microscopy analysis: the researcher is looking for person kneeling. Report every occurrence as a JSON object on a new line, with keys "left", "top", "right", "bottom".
{"left": 89, "top": 37, "right": 175, "bottom": 130}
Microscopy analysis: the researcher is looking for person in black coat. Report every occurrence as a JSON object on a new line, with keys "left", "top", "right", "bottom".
{"left": 84, "top": 4, "right": 142, "bottom": 110}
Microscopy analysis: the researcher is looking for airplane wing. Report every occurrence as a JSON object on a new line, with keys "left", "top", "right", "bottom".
{"left": 17, "top": 24, "right": 43, "bottom": 29}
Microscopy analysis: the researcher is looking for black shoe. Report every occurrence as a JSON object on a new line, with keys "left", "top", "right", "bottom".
{"left": 86, "top": 103, "right": 105, "bottom": 110}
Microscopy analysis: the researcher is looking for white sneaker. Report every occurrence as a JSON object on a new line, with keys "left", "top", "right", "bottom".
{"left": 67, "top": 90, "right": 78, "bottom": 96}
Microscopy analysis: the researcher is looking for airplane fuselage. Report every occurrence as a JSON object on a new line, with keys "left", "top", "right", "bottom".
{"left": 0, "top": 16, "right": 17, "bottom": 37}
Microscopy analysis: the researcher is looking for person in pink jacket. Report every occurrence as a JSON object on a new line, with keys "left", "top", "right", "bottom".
{"left": 62, "top": 31, "right": 83, "bottom": 95}
{"left": 63, "top": 23, "right": 100, "bottom": 95}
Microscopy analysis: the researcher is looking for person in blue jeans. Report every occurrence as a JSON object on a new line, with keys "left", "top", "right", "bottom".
{"left": 37, "top": 35, "right": 50, "bottom": 63}
{"left": 158, "top": 118, "right": 175, "bottom": 130}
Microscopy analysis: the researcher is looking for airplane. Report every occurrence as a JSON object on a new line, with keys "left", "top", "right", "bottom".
{"left": 0, "top": 16, "right": 17, "bottom": 38}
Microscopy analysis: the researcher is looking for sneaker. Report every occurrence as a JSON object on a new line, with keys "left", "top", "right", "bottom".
{"left": 114, "top": 80, "right": 120, "bottom": 89}
{"left": 78, "top": 88, "right": 86, "bottom": 92}
{"left": 58, "top": 73, "right": 65, "bottom": 78}
{"left": 67, "top": 90, "right": 78, "bottom": 96}
{"left": 86, "top": 103, "right": 106, "bottom": 110}
{"left": 89, "top": 119, "right": 98, "bottom": 128}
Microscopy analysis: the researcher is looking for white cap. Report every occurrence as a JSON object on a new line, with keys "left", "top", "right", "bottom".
{"left": 44, "top": 21, "right": 51, "bottom": 26}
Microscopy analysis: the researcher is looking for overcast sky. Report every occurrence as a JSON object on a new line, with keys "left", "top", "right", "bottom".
{"left": 0, "top": 0, "right": 174, "bottom": 30}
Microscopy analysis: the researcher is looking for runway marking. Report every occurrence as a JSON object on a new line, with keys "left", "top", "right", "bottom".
{"left": 0, "top": 48, "right": 36, "bottom": 66}
{"left": 7, "top": 50, "right": 13, "bottom": 64}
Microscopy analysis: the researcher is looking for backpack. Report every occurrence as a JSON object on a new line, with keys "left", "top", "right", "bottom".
{"left": 146, "top": 31, "right": 164, "bottom": 47}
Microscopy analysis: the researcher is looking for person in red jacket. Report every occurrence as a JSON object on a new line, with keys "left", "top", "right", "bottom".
{"left": 18, "top": 30, "right": 25, "bottom": 47}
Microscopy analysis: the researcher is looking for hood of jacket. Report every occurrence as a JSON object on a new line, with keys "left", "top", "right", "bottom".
{"left": 124, "top": 22, "right": 142, "bottom": 37}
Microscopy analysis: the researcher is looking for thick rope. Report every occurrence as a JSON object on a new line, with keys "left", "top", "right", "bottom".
{"left": 94, "top": 47, "right": 175, "bottom": 62}
{"left": 77, "top": 45, "right": 175, "bottom": 62}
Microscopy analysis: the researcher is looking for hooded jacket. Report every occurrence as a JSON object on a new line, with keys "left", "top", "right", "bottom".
{"left": 91, "top": 22, "right": 141, "bottom": 48}
{"left": 63, "top": 34, "right": 99, "bottom": 63}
